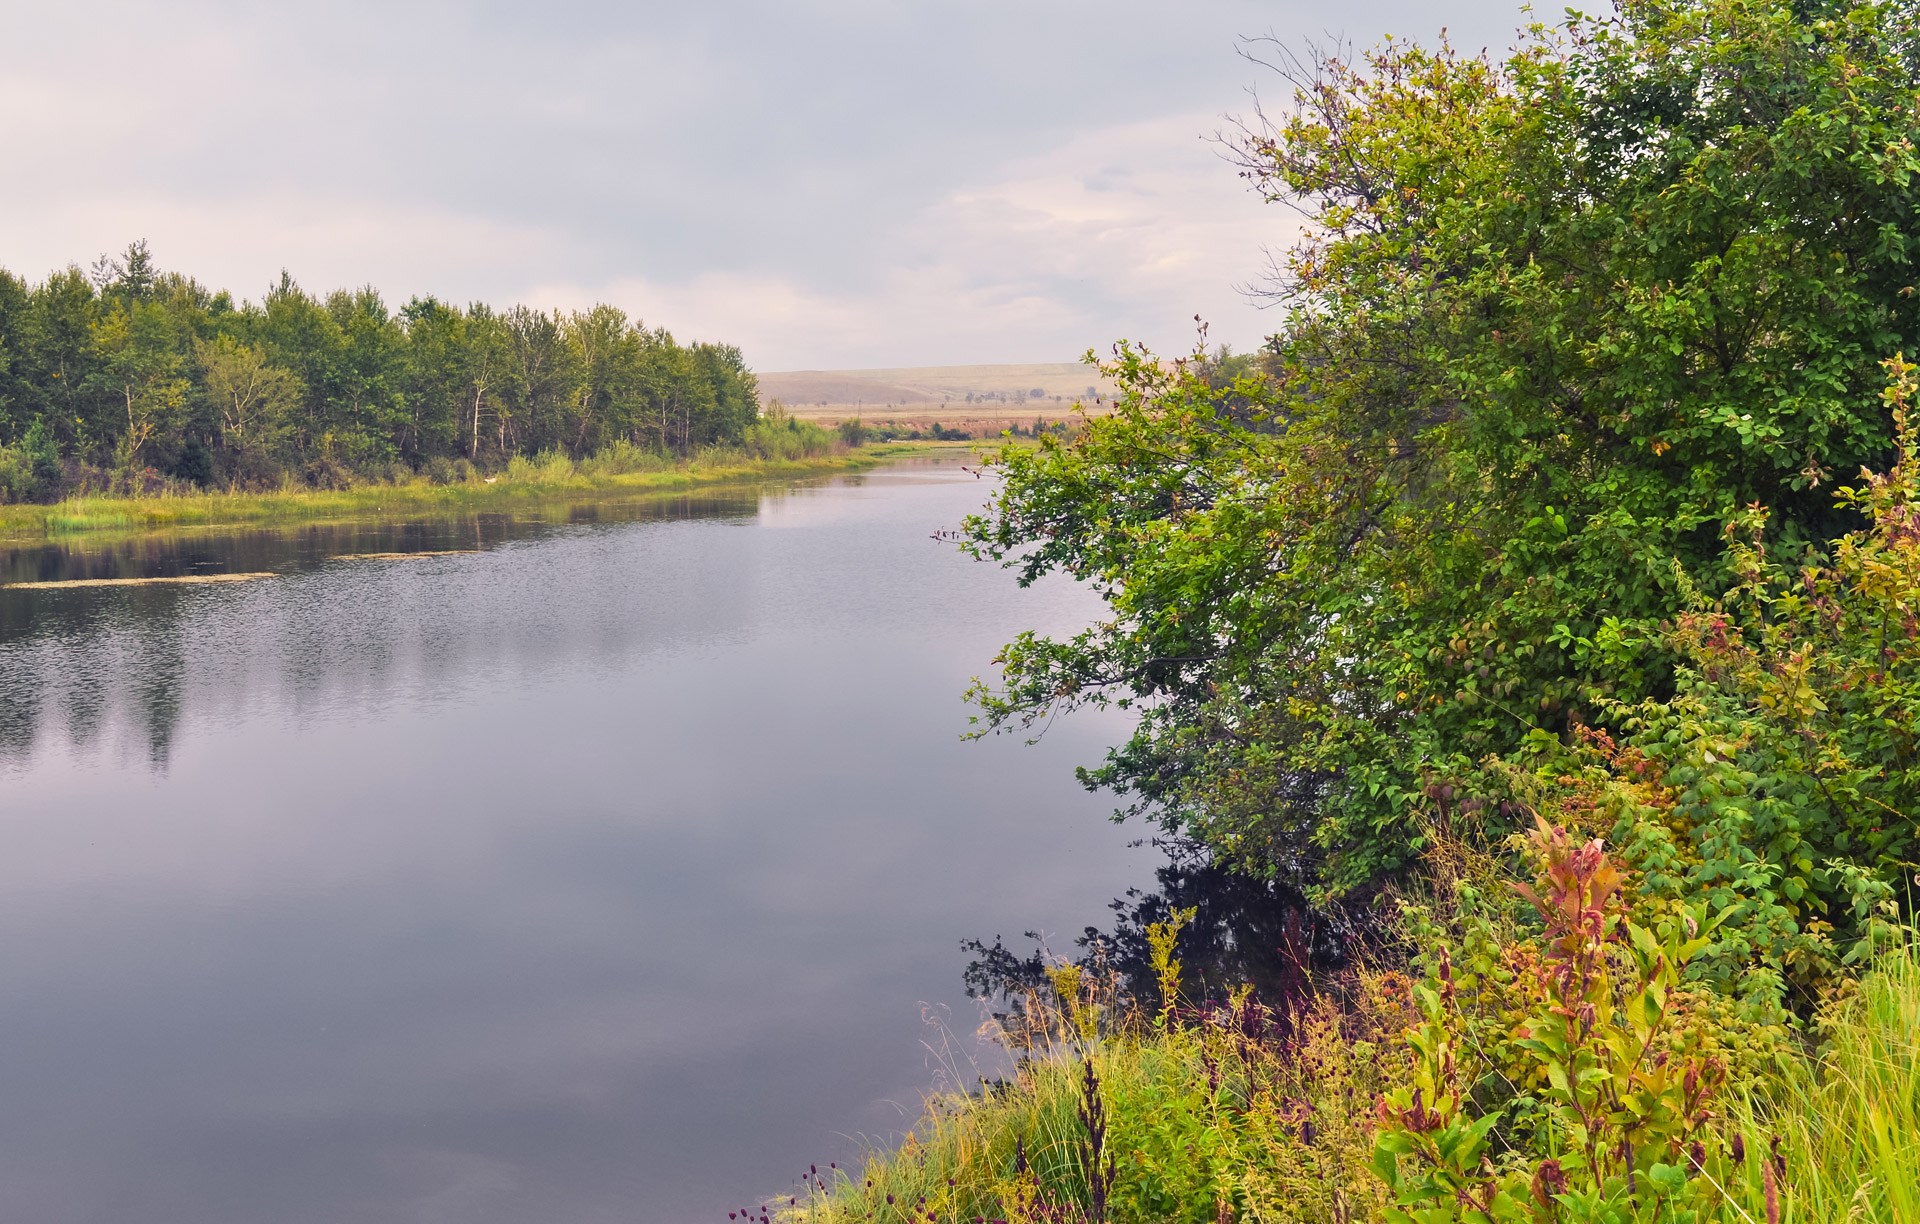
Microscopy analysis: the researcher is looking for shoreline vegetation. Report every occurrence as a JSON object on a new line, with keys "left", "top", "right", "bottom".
{"left": 792, "top": 878, "right": 1920, "bottom": 1224}
{"left": 0, "top": 441, "right": 970, "bottom": 544}
{"left": 780, "top": 3, "right": 1920, "bottom": 1223}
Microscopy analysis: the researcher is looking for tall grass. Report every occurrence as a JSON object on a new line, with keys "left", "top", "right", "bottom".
{"left": 796, "top": 941, "right": 1920, "bottom": 1224}
{"left": 803, "top": 1016, "right": 1397, "bottom": 1224}
{"left": 800, "top": 958, "right": 1411, "bottom": 1224}
{"left": 1726, "top": 939, "right": 1920, "bottom": 1224}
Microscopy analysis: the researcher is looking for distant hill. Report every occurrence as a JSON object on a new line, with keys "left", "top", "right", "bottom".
{"left": 755, "top": 362, "right": 1118, "bottom": 424}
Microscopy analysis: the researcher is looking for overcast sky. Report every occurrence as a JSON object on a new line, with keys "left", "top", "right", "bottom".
{"left": 1, "top": 0, "right": 1527, "bottom": 370}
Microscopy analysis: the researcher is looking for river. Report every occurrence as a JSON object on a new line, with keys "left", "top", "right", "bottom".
{"left": 0, "top": 456, "right": 1150, "bottom": 1224}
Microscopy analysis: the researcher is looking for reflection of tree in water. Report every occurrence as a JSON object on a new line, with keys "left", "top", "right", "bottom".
{"left": 62, "top": 671, "right": 109, "bottom": 757}
{"left": 0, "top": 583, "right": 195, "bottom": 769}
{"left": 130, "top": 613, "right": 187, "bottom": 768}
{"left": 0, "top": 491, "right": 773, "bottom": 770}
{"left": 964, "top": 840, "right": 1388, "bottom": 1028}
{"left": 0, "top": 669, "right": 41, "bottom": 760}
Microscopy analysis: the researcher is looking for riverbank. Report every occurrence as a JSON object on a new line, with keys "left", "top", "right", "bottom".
{"left": 797, "top": 896, "right": 1920, "bottom": 1224}
{"left": 0, "top": 444, "right": 959, "bottom": 542}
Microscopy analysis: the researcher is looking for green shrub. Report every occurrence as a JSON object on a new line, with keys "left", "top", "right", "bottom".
{"left": 740, "top": 416, "right": 833, "bottom": 461}
{"left": 0, "top": 420, "right": 68, "bottom": 503}
{"left": 0, "top": 446, "right": 32, "bottom": 504}
{"left": 1454, "top": 358, "right": 1920, "bottom": 1016}
{"left": 1374, "top": 820, "right": 1759, "bottom": 1223}
{"left": 22, "top": 418, "right": 62, "bottom": 497}
{"left": 1373, "top": 823, "right": 1920, "bottom": 1223}
{"left": 301, "top": 455, "right": 353, "bottom": 490}
{"left": 578, "top": 439, "right": 666, "bottom": 476}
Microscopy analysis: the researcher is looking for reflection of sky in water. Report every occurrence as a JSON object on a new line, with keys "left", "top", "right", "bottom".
{"left": 0, "top": 458, "right": 1148, "bottom": 1223}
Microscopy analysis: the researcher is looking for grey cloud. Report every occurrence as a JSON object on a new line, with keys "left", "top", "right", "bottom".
{"left": 2, "top": 0, "right": 1528, "bottom": 364}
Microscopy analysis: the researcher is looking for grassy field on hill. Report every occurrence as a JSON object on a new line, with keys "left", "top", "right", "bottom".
{"left": 756, "top": 362, "right": 1119, "bottom": 428}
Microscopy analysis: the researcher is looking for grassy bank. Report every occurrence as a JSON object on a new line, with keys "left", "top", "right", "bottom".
{"left": 786, "top": 868, "right": 1920, "bottom": 1224}
{"left": 0, "top": 444, "right": 950, "bottom": 542}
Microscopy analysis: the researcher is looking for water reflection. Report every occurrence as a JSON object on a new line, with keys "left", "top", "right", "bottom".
{"left": 0, "top": 460, "right": 1151, "bottom": 1224}
{"left": 0, "top": 487, "right": 803, "bottom": 769}
{"left": 964, "top": 839, "right": 1388, "bottom": 1034}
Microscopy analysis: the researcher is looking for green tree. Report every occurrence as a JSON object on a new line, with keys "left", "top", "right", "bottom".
{"left": 322, "top": 288, "right": 405, "bottom": 463}
{"left": 16, "top": 268, "right": 102, "bottom": 452}
{"left": 398, "top": 297, "right": 469, "bottom": 461}
{"left": 962, "top": 0, "right": 1920, "bottom": 895}
{"left": 195, "top": 335, "right": 302, "bottom": 470}
{"left": 257, "top": 272, "right": 344, "bottom": 459}
{"left": 0, "top": 248, "right": 762, "bottom": 486}
{"left": 88, "top": 300, "right": 189, "bottom": 475}
{"left": 460, "top": 304, "right": 511, "bottom": 460}
{"left": 0, "top": 269, "right": 31, "bottom": 440}
{"left": 692, "top": 342, "right": 760, "bottom": 447}
{"left": 660, "top": 339, "right": 717, "bottom": 454}
{"left": 501, "top": 305, "right": 574, "bottom": 458}
{"left": 89, "top": 239, "right": 158, "bottom": 304}
{"left": 564, "top": 304, "right": 635, "bottom": 454}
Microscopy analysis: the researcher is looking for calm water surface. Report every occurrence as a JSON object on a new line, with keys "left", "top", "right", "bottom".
{"left": 0, "top": 457, "right": 1148, "bottom": 1223}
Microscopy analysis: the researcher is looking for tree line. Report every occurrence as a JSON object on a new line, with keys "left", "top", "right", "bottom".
{"left": 0, "top": 242, "right": 761, "bottom": 499}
